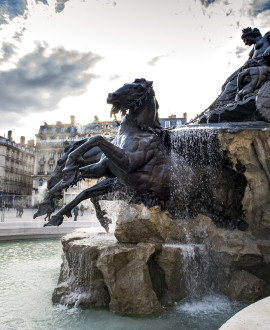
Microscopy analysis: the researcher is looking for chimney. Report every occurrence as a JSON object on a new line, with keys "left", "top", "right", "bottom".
{"left": 183, "top": 112, "right": 187, "bottom": 120}
{"left": 27, "top": 140, "right": 34, "bottom": 147}
{"left": 20, "top": 136, "right": 25, "bottom": 145}
{"left": 56, "top": 121, "right": 62, "bottom": 125}
{"left": 7, "top": 130, "right": 12, "bottom": 141}
{"left": 169, "top": 114, "right": 176, "bottom": 119}
{"left": 70, "top": 115, "right": 75, "bottom": 125}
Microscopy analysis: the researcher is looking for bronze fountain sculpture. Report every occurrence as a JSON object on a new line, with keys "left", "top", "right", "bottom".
{"left": 34, "top": 77, "right": 249, "bottom": 232}
{"left": 34, "top": 27, "right": 270, "bottom": 232}
{"left": 192, "top": 27, "right": 270, "bottom": 123}
{"left": 33, "top": 27, "right": 270, "bottom": 316}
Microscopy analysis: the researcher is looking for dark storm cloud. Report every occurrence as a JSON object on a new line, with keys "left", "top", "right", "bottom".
{"left": 0, "top": 45, "right": 103, "bottom": 115}
{"left": 253, "top": 1, "right": 270, "bottom": 15}
{"left": 0, "top": 0, "right": 27, "bottom": 24}
{"left": 55, "top": 0, "right": 70, "bottom": 13}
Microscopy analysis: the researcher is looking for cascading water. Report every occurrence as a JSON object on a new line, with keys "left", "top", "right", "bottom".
{"left": 163, "top": 243, "right": 214, "bottom": 300}
{"left": 58, "top": 247, "right": 94, "bottom": 307}
{"left": 160, "top": 128, "right": 224, "bottom": 302}
{"left": 164, "top": 126, "right": 247, "bottom": 230}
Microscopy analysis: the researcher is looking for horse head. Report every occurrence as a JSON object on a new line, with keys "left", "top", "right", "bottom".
{"left": 107, "top": 78, "right": 161, "bottom": 130}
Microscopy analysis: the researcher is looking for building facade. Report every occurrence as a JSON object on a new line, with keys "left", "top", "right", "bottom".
{"left": 0, "top": 131, "right": 35, "bottom": 207}
{"left": 32, "top": 115, "right": 118, "bottom": 206}
{"left": 159, "top": 113, "right": 187, "bottom": 128}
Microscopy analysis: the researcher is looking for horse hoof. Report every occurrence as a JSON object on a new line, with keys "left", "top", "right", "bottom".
{"left": 44, "top": 215, "right": 63, "bottom": 227}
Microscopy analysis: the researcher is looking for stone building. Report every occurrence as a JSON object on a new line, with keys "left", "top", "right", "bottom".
{"left": 33, "top": 115, "right": 118, "bottom": 206}
{"left": 0, "top": 131, "right": 35, "bottom": 207}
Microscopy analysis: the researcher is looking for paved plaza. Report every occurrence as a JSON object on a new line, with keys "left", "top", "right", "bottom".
{"left": 0, "top": 208, "right": 104, "bottom": 240}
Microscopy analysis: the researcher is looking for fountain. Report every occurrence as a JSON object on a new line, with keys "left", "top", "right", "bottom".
{"left": 34, "top": 27, "right": 270, "bottom": 317}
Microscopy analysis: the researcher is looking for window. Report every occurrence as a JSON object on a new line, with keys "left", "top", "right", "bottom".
{"left": 176, "top": 120, "right": 182, "bottom": 127}
{"left": 49, "top": 164, "right": 54, "bottom": 172}
{"left": 60, "top": 138, "right": 65, "bottom": 145}
{"left": 165, "top": 121, "right": 171, "bottom": 128}
{"left": 39, "top": 165, "right": 44, "bottom": 173}
{"left": 69, "top": 137, "right": 74, "bottom": 143}
{"left": 41, "top": 139, "right": 47, "bottom": 145}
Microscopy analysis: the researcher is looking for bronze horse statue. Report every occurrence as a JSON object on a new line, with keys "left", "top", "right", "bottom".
{"left": 34, "top": 78, "right": 248, "bottom": 232}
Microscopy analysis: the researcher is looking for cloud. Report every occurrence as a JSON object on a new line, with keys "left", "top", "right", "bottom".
{"left": 147, "top": 55, "right": 166, "bottom": 66}
{"left": 0, "top": 42, "right": 17, "bottom": 63}
{"left": 36, "top": 0, "right": 48, "bottom": 4}
{"left": 109, "top": 74, "right": 121, "bottom": 81}
{"left": 252, "top": 0, "right": 270, "bottom": 15}
{"left": 0, "top": 0, "right": 28, "bottom": 24}
{"left": 0, "top": 45, "right": 103, "bottom": 118}
{"left": 200, "top": 0, "right": 216, "bottom": 7}
{"left": 55, "top": 0, "right": 70, "bottom": 13}
{"left": 235, "top": 46, "right": 248, "bottom": 58}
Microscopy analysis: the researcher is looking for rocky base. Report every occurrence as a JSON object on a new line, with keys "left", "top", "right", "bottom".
{"left": 53, "top": 206, "right": 270, "bottom": 316}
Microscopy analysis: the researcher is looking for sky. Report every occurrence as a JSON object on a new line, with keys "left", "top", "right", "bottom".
{"left": 0, "top": 0, "right": 270, "bottom": 143}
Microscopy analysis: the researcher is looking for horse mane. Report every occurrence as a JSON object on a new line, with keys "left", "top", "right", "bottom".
{"left": 125, "top": 79, "right": 162, "bottom": 133}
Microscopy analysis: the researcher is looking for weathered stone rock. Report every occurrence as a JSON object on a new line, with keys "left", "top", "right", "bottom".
{"left": 155, "top": 243, "right": 212, "bottom": 306}
{"left": 205, "top": 228, "right": 264, "bottom": 292}
{"left": 114, "top": 205, "right": 186, "bottom": 243}
{"left": 225, "top": 270, "right": 269, "bottom": 302}
{"left": 96, "top": 242, "right": 162, "bottom": 315}
{"left": 52, "top": 231, "right": 116, "bottom": 307}
{"left": 218, "top": 130, "right": 270, "bottom": 239}
{"left": 114, "top": 205, "right": 215, "bottom": 244}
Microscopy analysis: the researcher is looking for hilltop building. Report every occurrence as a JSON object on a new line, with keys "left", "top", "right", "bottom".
{"left": 0, "top": 131, "right": 35, "bottom": 207}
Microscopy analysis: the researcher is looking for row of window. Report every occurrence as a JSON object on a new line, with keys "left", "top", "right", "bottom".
{"left": 40, "top": 152, "right": 64, "bottom": 160}
{"left": 40, "top": 136, "right": 79, "bottom": 144}
{"left": 5, "top": 160, "right": 34, "bottom": 173}
{"left": 6, "top": 148, "right": 33, "bottom": 162}
{"left": 41, "top": 126, "right": 77, "bottom": 134}
{"left": 164, "top": 120, "right": 183, "bottom": 128}
{"left": 39, "top": 164, "right": 54, "bottom": 173}
{"left": 3, "top": 174, "right": 33, "bottom": 185}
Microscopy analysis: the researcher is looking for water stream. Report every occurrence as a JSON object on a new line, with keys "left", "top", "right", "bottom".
{"left": 0, "top": 239, "right": 246, "bottom": 330}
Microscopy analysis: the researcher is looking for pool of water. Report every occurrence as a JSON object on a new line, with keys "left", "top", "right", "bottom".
{"left": 0, "top": 239, "right": 246, "bottom": 330}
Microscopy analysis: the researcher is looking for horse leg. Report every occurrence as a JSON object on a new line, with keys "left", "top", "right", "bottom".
{"left": 33, "top": 179, "right": 69, "bottom": 219}
{"left": 44, "top": 177, "right": 116, "bottom": 232}
{"left": 91, "top": 196, "right": 112, "bottom": 227}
